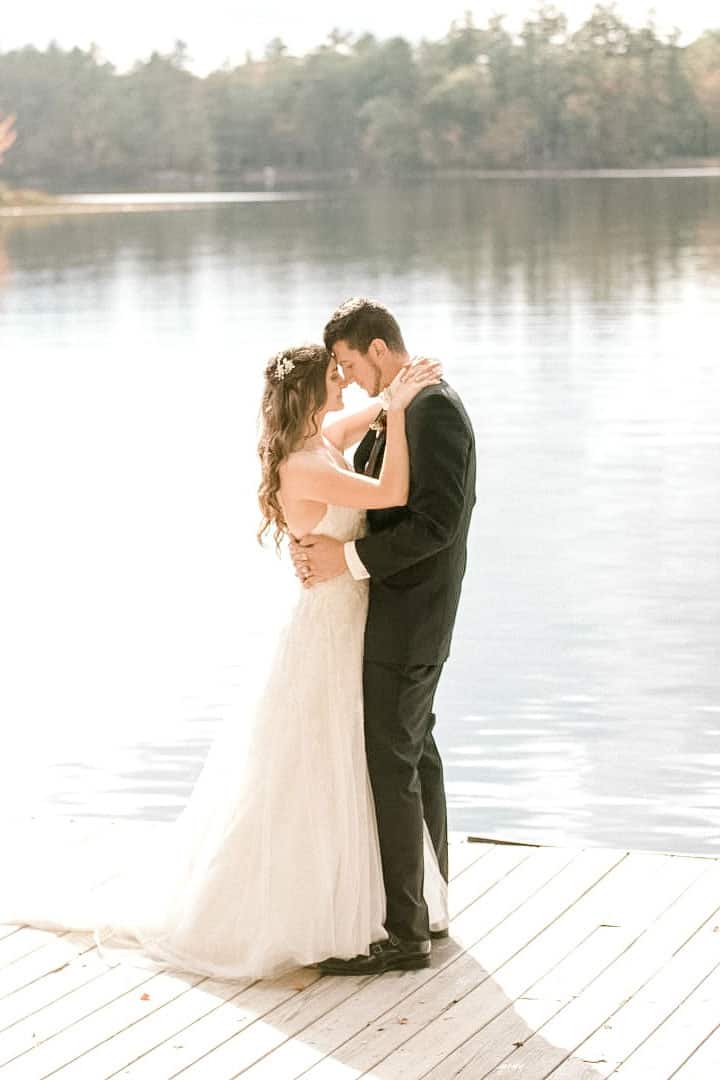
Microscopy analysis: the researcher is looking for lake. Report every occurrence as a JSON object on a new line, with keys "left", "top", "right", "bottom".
{"left": 1, "top": 176, "right": 719, "bottom": 854}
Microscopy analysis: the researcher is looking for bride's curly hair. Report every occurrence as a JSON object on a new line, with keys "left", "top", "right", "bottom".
{"left": 257, "top": 344, "right": 331, "bottom": 549}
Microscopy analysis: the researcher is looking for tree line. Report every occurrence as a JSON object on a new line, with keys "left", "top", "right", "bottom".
{"left": 1, "top": 5, "right": 719, "bottom": 190}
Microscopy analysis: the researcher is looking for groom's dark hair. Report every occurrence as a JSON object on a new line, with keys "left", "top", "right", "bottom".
{"left": 324, "top": 297, "right": 406, "bottom": 355}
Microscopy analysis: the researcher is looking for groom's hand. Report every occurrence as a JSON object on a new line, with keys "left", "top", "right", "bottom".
{"left": 289, "top": 534, "right": 346, "bottom": 588}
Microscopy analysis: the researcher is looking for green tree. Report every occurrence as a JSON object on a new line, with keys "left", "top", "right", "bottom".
{"left": 479, "top": 101, "right": 540, "bottom": 168}
{"left": 422, "top": 65, "right": 492, "bottom": 166}
{"left": 290, "top": 43, "right": 359, "bottom": 172}
{"left": 516, "top": 6, "right": 573, "bottom": 164}
{"left": 0, "top": 44, "right": 121, "bottom": 186}
{"left": 119, "top": 42, "right": 214, "bottom": 183}
{"left": 359, "top": 96, "right": 423, "bottom": 175}
{"left": 684, "top": 31, "right": 720, "bottom": 155}
{"left": 1, "top": 10, "right": 719, "bottom": 187}
{"left": 205, "top": 65, "right": 270, "bottom": 178}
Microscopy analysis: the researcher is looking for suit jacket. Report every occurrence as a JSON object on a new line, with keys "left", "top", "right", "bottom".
{"left": 353, "top": 380, "right": 476, "bottom": 666}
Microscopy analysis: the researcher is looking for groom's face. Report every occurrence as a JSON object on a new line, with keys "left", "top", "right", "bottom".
{"left": 331, "top": 339, "right": 383, "bottom": 398}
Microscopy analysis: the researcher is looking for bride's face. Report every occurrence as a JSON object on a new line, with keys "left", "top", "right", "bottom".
{"left": 324, "top": 358, "right": 345, "bottom": 413}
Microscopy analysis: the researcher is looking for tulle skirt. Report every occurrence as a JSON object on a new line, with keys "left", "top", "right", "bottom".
{"left": 1, "top": 572, "right": 447, "bottom": 978}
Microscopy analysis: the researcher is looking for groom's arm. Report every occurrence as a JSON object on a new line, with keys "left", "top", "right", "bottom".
{"left": 351, "top": 390, "right": 472, "bottom": 581}
{"left": 290, "top": 389, "right": 471, "bottom": 587}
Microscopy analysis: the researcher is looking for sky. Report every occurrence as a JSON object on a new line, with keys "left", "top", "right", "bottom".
{"left": 2, "top": 2, "right": 717, "bottom": 73}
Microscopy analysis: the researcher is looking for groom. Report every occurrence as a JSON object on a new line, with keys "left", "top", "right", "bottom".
{"left": 291, "top": 298, "right": 476, "bottom": 974}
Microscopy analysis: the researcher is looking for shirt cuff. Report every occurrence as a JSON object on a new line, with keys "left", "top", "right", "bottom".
{"left": 344, "top": 541, "right": 370, "bottom": 580}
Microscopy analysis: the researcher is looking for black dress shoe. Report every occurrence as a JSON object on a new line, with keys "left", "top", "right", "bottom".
{"left": 319, "top": 935, "right": 431, "bottom": 975}
{"left": 430, "top": 927, "right": 449, "bottom": 940}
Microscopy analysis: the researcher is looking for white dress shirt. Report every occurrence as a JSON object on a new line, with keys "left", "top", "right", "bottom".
{"left": 344, "top": 541, "right": 370, "bottom": 580}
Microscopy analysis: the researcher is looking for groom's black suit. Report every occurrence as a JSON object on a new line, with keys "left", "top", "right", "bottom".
{"left": 353, "top": 380, "right": 476, "bottom": 942}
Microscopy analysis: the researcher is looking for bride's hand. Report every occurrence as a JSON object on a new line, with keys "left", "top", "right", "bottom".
{"left": 387, "top": 357, "right": 443, "bottom": 411}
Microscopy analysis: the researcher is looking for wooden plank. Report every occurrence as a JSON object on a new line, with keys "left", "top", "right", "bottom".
{"left": 430, "top": 852, "right": 710, "bottom": 1080}
{"left": 162, "top": 973, "right": 378, "bottom": 1080}
{"left": 447, "top": 844, "right": 532, "bottom": 919}
{"left": 2, "top": 838, "right": 716, "bottom": 1080}
{"left": 77, "top": 973, "right": 343, "bottom": 1080}
{"left": 0, "top": 846, "right": 578, "bottom": 1080}
{"left": 447, "top": 839, "right": 493, "bottom": 879}
{"left": 0, "top": 963, "right": 159, "bottom": 1074}
{"left": 0, "top": 968, "right": 207, "bottom": 1080}
{"left": 0, "top": 927, "right": 62, "bottom": 967}
{"left": 549, "top": 865, "right": 720, "bottom": 1078}
{"left": 41, "top": 976, "right": 255, "bottom": 1080}
{"left": 0, "top": 836, "right": 490, "bottom": 1080}
{"left": 671, "top": 1022, "right": 720, "bottom": 1079}
{"left": 404, "top": 924, "right": 637, "bottom": 1080}
{"left": 237, "top": 848, "right": 581, "bottom": 1080}
{"left": 607, "top": 964, "right": 720, "bottom": 1079}
{"left": 0, "top": 931, "right": 95, "bottom": 1001}
{"left": 297, "top": 848, "right": 619, "bottom": 1080}
{"left": 91, "top": 846, "right": 511, "bottom": 1080}
{"left": 449, "top": 849, "right": 622, "bottom": 974}
{"left": 106, "top": 972, "right": 316, "bottom": 1080}
{"left": 0, "top": 948, "right": 132, "bottom": 1035}
{"left": 0, "top": 927, "right": 21, "bottom": 943}
{"left": 383, "top": 850, "right": 699, "bottom": 1080}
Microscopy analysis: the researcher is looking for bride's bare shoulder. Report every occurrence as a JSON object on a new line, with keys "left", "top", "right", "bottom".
{"left": 280, "top": 445, "right": 345, "bottom": 478}
{"left": 281, "top": 449, "right": 322, "bottom": 475}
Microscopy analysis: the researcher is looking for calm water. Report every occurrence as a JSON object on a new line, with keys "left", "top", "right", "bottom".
{"left": 1, "top": 178, "right": 719, "bottom": 853}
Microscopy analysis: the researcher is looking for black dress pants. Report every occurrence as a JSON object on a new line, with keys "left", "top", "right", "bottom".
{"left": 363, "top": 659, "right": 449, "bottom": 942}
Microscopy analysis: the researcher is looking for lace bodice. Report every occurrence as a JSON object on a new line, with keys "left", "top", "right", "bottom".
{"left": 310, "top": 504, "right": 366, "bottom": 544}
{"left": 297, "top": 504, "right": 368, "bottom": 606}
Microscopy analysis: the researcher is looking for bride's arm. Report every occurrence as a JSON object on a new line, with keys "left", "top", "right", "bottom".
{"left": 281, "top": 406, "right": 411, "bottom": 511}
{"left": 281, "top": 362, "right": 442, "bottom": 511}
{"left": 323, "top": 404, "right": 383, "bottom": 452}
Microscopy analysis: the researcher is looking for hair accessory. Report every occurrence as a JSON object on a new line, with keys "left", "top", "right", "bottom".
{"left": 272, "top": 353, "right": 295, "bottom": 381}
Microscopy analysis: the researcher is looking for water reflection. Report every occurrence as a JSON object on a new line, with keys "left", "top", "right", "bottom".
{"left": 0, "top": 225, "right": 9, "bottom": 286}
{"left": 3, "top": 178, "right": 719, "bottom": 295}
{"left": 1, "top": 177, "right": 719, "bottom": 854}
{"left": 49, "top": 729, "right": 215, "bottom": 820}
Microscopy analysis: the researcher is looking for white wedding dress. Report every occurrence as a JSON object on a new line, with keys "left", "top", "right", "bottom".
{"left": 1, "top": 504, "right": 447, "bottom": 978}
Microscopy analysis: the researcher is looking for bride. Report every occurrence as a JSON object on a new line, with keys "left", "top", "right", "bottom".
{"left": 2, "top": 343, "right": 446, "bottom": 979}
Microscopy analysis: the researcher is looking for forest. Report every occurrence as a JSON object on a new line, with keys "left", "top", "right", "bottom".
{"left": 1, "top": 5, "right": 719, "bottom": 190}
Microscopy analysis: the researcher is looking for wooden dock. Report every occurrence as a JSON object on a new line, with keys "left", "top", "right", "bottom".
{"left": 2, "top": 834, "right": 720, "bottom": 1079}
